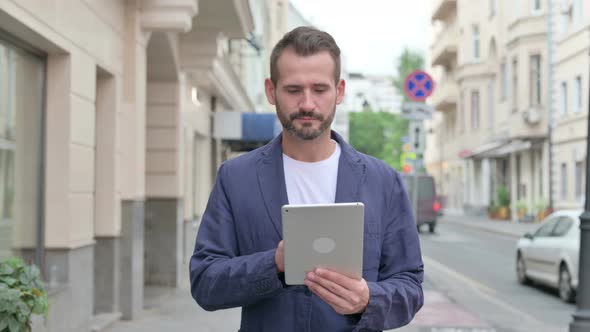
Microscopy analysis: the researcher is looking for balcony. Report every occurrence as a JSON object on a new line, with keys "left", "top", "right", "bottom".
{"left": 429, "top": 75, "right": 458, "bottom": 112}
{"left": 432, "top": 0, "right": 457, "bottom": 22}
{"left": 431, "top": 23, "right": 458, "bottom": 68}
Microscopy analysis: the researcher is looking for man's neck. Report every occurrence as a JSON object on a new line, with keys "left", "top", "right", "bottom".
{"left": 282, "top": 131, "right": 336, "bottom": 162}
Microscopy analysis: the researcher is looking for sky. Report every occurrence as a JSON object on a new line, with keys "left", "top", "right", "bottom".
{"left": 289, "top": 0, "right": 432, "bottom": 77}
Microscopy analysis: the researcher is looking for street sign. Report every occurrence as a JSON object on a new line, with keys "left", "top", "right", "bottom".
{"left": 403, "top": 70, "right": 435, "bottom": 102}
{"left": 401, "top": 102, "right": 434, "bottom": 121}
{"left": 409, "top": 121, "right": 425, "bottom": 153}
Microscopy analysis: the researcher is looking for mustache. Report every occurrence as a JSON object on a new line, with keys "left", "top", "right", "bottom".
{"left": 290, "top": 111, "right": 323, "bottom": 121}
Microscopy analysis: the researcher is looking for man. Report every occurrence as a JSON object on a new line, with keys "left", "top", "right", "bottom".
{"left": 190, "top": 26, "right": 424, "bottom": 332}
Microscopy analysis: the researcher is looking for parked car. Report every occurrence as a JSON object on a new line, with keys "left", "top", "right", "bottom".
{"left": 516, "top": 209, "right": 582, "bottom": 303}
{"left": 401, "top": 174, "right": 441, "bottom": 233}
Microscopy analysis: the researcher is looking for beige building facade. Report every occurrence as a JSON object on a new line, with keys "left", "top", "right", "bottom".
{"left": 550, "top": 0, "right": 589, "bottom": 211}
{"left": 0, "top": 1, "right": 285, "bottom": 331}
{"left": 426, "top": 0, "right": 575, "bottom": 219}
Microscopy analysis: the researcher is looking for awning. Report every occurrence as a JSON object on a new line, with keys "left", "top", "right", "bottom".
{"left": 462, "top": 139, "right": 508, "bottom": 159}
{"left": 488, "top": 140, "right": 532, "bottom": 157}
{"left": 213, "top": 111, "right": 282, "bottom": 151}
{"left": 462, "top": 138, "right": 545, "bottom": 159}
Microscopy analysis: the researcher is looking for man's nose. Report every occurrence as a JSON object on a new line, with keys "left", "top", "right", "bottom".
{"left": 299, "top": 90, "right": 315, "bottom": 111}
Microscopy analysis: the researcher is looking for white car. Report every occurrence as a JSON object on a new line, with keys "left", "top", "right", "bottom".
{"left": 516, "top": 210, "right": 582, "bottom": 303}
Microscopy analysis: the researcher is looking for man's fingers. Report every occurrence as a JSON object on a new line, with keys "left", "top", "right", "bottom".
{"left": 314, "top": 268, "right": 358, "bottom": 291}
{"left": 306, "top": 271, "right": 359, "bottom": 304}
{"left": 305, "top": 279, "right": 354, "bottom": 314}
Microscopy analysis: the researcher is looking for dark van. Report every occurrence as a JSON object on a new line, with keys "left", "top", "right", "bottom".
{"left": 401, "top": 174, "right": 441, "bottom": 233}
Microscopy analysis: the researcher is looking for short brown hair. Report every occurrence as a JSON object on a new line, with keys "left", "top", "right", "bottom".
{"left": 270, "top": 26, "right": 341, "bottom": 85}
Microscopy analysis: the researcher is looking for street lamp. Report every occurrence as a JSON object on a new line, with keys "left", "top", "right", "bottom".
{"left": 569, "top": 27, "right": 590, "bottom": 332}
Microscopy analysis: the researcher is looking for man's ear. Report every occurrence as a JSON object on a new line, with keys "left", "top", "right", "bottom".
{"left": 336, "top": 79, "right": 346, "bottom": 105}
{"left": 265, "top": 78, "right": 276, "bottom": 105}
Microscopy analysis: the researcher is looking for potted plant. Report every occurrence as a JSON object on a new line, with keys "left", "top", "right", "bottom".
{"left": 515, "top": 199, "right": 528, "bottom": 220}
{"left": 496, "top": 186, "right": 510, "bottom": 220}
{"left": 0, "top": 257, "right": 48, "bottom": 332}
{"left": 534, "top": 198, "right": 551, "bottom": 222}
{"left": 487, "top": 199, "right": 499, "bottom": 219}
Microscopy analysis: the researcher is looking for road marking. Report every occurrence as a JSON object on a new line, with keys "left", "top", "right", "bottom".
{"left": 423, "top": 255, "right": 542, "bottom": 327}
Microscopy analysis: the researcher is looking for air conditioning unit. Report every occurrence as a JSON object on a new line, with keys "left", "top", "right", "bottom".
{"left": 522, "top": 109, "right": 541, "bottom": 125}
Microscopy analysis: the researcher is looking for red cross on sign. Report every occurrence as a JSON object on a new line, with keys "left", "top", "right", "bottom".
{"left": 403, "top": 70, "right": 435, "bottom": 102}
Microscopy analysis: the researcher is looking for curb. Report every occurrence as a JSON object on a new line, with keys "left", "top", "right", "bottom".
{"left": 441, "top": 218, "right": 523, "bottom": 239}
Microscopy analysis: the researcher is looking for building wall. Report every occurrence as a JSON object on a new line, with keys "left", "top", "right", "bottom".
{"left": 551, "top": 0, "right": 589, "bottom": 210}
{"left": 428, "top": 0, "right": 556, "bottom": 216}
{"left": 0, "top": 0, "right": 260, "bottom": 330}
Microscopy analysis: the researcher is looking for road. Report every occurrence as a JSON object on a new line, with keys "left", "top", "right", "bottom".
{"left": 408, "top": 221, "right": 576, "bottom": 332}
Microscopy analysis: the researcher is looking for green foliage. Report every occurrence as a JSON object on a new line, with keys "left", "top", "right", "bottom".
{"left": 515, "top": 199, "right": 528, "bottom": 211}
{"left": 496, "top": 186, "right": 510, "bottom": 207}
{"left": 349, "top": 111, "right": 409, "bottom": 171}
{"left": 0, "top": 257, "right": 48, "bottom": 332}
{"left": 392, "top": 48, "right": 425, "bottom": 103}
{"left": 488, "top": 199, "right": 498, "bottom": 213}
{"left": 535, "top": 198, "right": 548, "bottom": 212}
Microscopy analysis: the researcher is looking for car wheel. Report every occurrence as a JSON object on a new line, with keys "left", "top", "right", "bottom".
{"left": 429, "top": 223, "right": 436, "bottom": 233}
{"left": 516, "top": 253, "right": 530, "bottom": 285}
{"left": 559, "top": 264, "right": 575, "bottom": 303}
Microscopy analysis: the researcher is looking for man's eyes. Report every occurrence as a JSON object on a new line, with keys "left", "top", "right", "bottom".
{"left": 285, "top": 88, "right": 327, "bottom": 94}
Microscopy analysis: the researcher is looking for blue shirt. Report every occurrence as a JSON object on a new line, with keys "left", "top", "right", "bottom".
{"left": 189, "top": 131, "right": 424, "bottom": 332}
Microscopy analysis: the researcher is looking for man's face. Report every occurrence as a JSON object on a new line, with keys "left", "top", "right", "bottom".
{"left": 265, "top": 48, "right": 345, "bottom": 141}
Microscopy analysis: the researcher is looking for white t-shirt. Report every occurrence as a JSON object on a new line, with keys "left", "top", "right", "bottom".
{"left": 283, "top": 141, "right": 341, "bottom": 205}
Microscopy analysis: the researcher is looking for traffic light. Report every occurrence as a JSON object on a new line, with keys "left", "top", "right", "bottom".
{"left": 403, "top": 164, "right": 412, "bottom": 174}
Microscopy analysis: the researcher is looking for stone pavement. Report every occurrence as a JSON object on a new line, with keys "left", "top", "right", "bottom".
{"left": 103, "top": 212, "right": 538, "bottom": 332}
{"left": 103, "top": 277, "right": 492, "bottom": 332}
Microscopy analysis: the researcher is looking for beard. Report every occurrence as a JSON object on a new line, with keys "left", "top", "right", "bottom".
{"left": 275, "top": 98, "right": 336, "bottom": 141}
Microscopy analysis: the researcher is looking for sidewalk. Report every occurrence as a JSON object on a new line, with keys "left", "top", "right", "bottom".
{"left": 104, "top": 281, "right": 241, "bottom": 332}
{"left": 440, "top": 211, "right": 542, "bottom": 239}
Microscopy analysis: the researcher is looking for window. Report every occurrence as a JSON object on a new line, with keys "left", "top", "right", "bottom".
{"left": 501, "top": 62, "right": 507, "bottom": 100}
{"left": 573, "top": 0, "right": 583, "bottom": 25}
{"left": 532, "top": 0, "right": 542, "bottom": 13}
{"left": 490, "top": 0, "right": 497, "bottom": 17}
{"left": 471, "top": 90, "right": 480, "bottom": 130}
{"left": 0, "top": 38, "right": 45, "bottom": 264}
{"left": 561, "top": 81, "right": 568, "bottom": 116}
{"left": 574, "top": 76, "right": 582, "bottom": 113}
{"left": 561, "top": 163, "right": 568, "bottom": 200}
{"left": 560, "top": 0, "right": 571, "bottom": 34}
{"left": 576, "top": 161, "right": 584, "bottom": 201}
{"left": 473, "top": 26, "right": 480, "bottom": 61}
{"left": 512, "top": 57, "right": 518, "bottom": 112}
{"left": 552, "top": 217, "right": 574, "bottom": 237}
{"left": 529, "top": 55, "right": 541, "bottom": 106}
{"left": 534, "top": 218, "right": 558, "bottom": 237}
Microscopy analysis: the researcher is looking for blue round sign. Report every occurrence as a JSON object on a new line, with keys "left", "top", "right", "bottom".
{"left": 403, "top": 70, "right": 435, "bottom": 102}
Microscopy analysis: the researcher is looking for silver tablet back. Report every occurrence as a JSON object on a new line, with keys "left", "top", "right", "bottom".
{"left": 281, "top": 202, "right": 364, "bottom": 285}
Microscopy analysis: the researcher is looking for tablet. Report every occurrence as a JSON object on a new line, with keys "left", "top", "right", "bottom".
{"left": 281, "top": 202, "right": 364, "bottom": 285}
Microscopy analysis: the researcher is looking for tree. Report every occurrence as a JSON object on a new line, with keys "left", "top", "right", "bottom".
{"left": 393, "top": 48, "right": 425, "bottom": 103}
{"left": 349, "top": 111, "right": 409, "bottom": 171}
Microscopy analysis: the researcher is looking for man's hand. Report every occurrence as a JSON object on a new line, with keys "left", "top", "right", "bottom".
{"left": 275, "top": 240, "right": 284, "bottom": 272}
{"left": 304, "top": 268, "right": 369, "bottom": 315}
